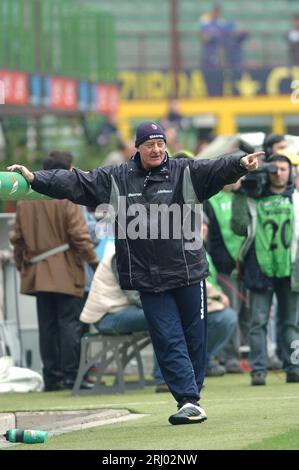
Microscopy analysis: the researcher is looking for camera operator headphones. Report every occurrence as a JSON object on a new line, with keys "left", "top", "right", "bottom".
{"left": 263, "top": 134, "right": 285, "bottom": 158}
{"left": 267, "top": 152, "right": 294, "bottom": 185}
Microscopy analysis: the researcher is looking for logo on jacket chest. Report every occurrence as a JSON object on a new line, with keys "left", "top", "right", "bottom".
{"left": 157, "top": 189, "right": 173, "bottom": 194}
{"left": 127, "top": 189, "right": 173, "bottom": 198}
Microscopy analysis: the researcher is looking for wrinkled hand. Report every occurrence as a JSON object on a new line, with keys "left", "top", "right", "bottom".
{"left": 7, "top": 164, "right": 34, "bottom": 183}
{"left": 240, "top": 151, "right": 264, "bottom": 172}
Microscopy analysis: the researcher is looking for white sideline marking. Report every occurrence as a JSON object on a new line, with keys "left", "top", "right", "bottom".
{"left": 203, "top": 395, "right": 298, "bottom": 402}
{"left": 99, "top": 400, "right": 169, "bottom": 407}
{"left": 51, "top": 413, "right": 148, "bottom": 436}
{"left": 43, "top": 401, "right": 170, "bottom": 412}
{"left": 65, "top": 396, "right": 298, "bottom": 410}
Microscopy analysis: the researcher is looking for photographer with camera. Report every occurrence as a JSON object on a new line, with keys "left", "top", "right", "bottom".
{"left": 263, "top": 134, "right": 288, "bottom": 159}
{"left": 232, "top": 152, "right": 299, "bottom": 386}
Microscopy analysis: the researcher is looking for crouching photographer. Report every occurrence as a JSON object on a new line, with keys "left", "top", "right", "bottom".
{"left": 231, "top": 151, "right": 299, "bottom": 386}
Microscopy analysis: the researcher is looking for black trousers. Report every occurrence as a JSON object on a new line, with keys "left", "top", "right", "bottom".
{"left": 36, "top": 292, "right": 85, "bottom": 388}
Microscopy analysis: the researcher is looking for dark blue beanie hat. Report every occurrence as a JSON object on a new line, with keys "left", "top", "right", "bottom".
{"left": 135, "top": 121, "right": 167, "bottom": 147}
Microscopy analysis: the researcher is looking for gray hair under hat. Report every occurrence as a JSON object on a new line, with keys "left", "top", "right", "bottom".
{"left": 135, "top": 121, "right": 167, "bottom": 147}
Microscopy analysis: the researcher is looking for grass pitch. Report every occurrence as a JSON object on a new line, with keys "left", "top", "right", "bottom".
{"left": 1, "top": 371, "right": 299, "bottom": 450}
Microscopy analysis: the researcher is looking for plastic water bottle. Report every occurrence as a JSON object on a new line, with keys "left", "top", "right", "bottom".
{"left": 4, "top": 429, "right": 48, "bottom": 444}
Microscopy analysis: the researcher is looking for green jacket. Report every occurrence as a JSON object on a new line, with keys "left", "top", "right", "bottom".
{"left": 231, "top": 190, "right": 299, "bottom": 292}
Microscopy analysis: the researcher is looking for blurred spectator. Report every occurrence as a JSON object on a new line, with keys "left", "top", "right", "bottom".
{"left": 103, "top": 139, "right": 135, "bottom": 166}
{"left": 198, "top": 5, "right": 248, "bottom": 70}
{"left": 96, "top": 112, "right": 120, "bottom": 148}
{"left": 288, "top": 15, "right": 299, "bottom": 66}
{"left": 204, "top": 181, "right": 248, "bottom": 374}
{"left": 198, "top": 4, "right": 225, "bottom": 69}
{"left": 202, "top": 218, "right": 239, "bottom": 377}
{"left": 194, "top": 135, "right": 215, "bottom": 156}
{"left": 78, "top": 206, "right": 100, "bottom": 389}
{"left": 165, "top": 127, "right": 181, "bottom": 156}
{"left": 231, "top": 154, "right": 299, "bottom": 386}
{"left": 10, "top": 151, "right": 98, "bottom": 391}
{"left": 225, "top": 27, "right": 249, "bottom": 70}
{"left": 161, "top": 100, "right": 184, "bottom": 131}
{"left": 81, "top": 205, "right": 100, "bottom": 314}
{"left": 205, "top": 267, "right": 238, "bottom": 377}
{"left": 263, "top": 134, "right": 288, "bottom": 159}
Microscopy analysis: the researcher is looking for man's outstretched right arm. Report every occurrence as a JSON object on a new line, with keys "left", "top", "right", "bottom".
{"left": 7, "top": 164, "right": 112, "bottom": 207}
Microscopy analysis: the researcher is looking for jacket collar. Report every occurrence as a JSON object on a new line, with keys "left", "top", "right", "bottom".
{"left": 129, "top": 152, "right": 170, "bottom": 174}
{"left": 262, "top": 183, "right": 294, "bottom": 199}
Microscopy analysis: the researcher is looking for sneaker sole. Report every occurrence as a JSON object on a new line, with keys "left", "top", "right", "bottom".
{"left": 168, "top": 415, "right": 207, "bottom": 425}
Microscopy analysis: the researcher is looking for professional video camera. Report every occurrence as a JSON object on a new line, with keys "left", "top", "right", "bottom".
{"left": 238, "top": 140, "right": 278, "bottom": 197}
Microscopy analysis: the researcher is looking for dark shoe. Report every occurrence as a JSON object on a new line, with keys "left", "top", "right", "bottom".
{"left": 225, "top": 359, "right": 244, "bottom": 374}
{"left": 155, "top": 383, "right": 170, "bottom": 393}
{"left": 286, "top": 371, "right": 299, "bottom": 383}
{"left": 205, "top": 363, "right": 226, "bottom": 377}
{"left": 44, "top": 382, "right": 64, "bottom": 392}
{"left": 251, "top": 371, "right": 266, "bottom": 386}
{"left": 61, "top": 379, "right": 75, "bottom": 390}
{"left": 169, "top": 402, "right": 207, "bottom": 425}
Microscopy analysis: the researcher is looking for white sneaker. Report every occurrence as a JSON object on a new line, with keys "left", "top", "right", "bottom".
{"left": 168, "top": 403, "right": 207, "bottom": 425}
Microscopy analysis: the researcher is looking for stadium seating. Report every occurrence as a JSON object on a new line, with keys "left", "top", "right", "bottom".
{"left": 85, "top": 0, "right": 296, "bottom": 70}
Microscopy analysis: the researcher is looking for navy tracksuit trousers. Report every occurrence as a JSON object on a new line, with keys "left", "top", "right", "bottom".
{"left": 140, "top": 281, "right": 207, "bottom": 403}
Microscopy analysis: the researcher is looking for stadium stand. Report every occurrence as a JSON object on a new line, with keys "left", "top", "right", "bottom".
{"left": 80, "top": 0, "right": 296, "bottom": 69}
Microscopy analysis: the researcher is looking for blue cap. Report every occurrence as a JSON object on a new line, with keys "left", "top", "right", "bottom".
{"left": 135, "top": 121, "right": 167, "bottom": 147}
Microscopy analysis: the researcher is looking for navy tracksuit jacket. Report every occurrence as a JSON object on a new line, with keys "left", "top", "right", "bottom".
{"left": 32, "top": 152, "right": 247, "bottom": 402}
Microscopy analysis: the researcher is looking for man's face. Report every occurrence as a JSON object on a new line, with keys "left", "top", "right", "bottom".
{"left": 211, "top": 6, "right": 220, "bottom": 19}
{"left": 138, "top": 139, "right": 166, "bottom": 170}
{"left": 269, "top": 161, "right": 290, "bottom": 190}
{"left": 272, "top": 140, "right": 288, "bottom": 154}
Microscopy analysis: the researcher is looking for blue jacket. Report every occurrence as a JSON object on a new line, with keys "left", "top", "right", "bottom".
{"left": 31, "top": 152, "right": 247, "bottom": 292}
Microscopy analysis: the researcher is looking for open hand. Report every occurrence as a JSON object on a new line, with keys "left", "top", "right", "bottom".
{"left": 7, "top": 164, "right": 35, "bottom": 183}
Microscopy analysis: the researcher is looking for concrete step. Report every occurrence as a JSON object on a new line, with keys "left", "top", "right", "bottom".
{"left": 0, "top": 409, "right": 147, "bottom": 447}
